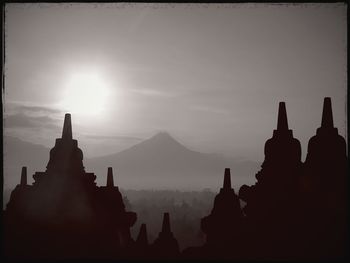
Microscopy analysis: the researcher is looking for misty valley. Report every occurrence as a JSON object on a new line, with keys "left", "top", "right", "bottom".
{"left": 122, "top": 189, "right": 216, "bottom": 250}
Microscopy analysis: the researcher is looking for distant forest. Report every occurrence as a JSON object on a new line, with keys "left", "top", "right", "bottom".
{"left": 120, "top": 189, "right": 221, "bottom": 250}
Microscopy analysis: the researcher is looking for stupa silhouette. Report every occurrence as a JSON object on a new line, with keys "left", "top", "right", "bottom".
{"left": 303, "top": 97, "right": 347, "bottom": 199}
{"left": 4, "top": 114, "right": 137, "bottom": 260}
{"left": 131, "top": 223, "right": 151, "bottom": 259}
{"left": 239, "top": 102, "right": 303, "bottom": 259}
{"left": 152, "top": 212, "right": 180, "bottom": 259}
{"left": 200, "top": 168, "right": 245, "bottom": 259}
{"left": 300, "top": 97, "right": 348, "bottom": 259}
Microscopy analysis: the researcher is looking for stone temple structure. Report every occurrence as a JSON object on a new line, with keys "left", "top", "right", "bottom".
{"left": 4, "top": 114, "right": 137, "bottom": 260}
{"left": 300, "top": 97, "right": 348, "bottom": 259}
{"left": 239, "top": 102, "right": 302, "bottom": 216}
{"left": 238, "top": 102, "right": 303, "bottom": 259}
{"left": 132, "top": 223, "right": 151, "bottom": 259}
{"left": 152, "top": 212, "right": 180, "bottom": 259}
{"left": 200, "top": 168, "right": 244, "bottom": 259}
{"left": 303, "top": 97, "right": 347, "bottom": 205}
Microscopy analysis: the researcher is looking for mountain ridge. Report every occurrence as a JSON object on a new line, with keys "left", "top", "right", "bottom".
{"left": 3, "top": 133, "right": 260, "bottom": 203}
{"left": 84, "top": 132, "right": 259, "bottom": 190}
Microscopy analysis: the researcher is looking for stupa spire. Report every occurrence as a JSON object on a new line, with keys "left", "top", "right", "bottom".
{"left": 161, "top": 212, "right": 171, "bottom": 233}
{"left": 62, "top": 113, "right": 72, "bottom": 140}
{"left": 136, "top": 223, "right": 148, "bottom": 245}
{"left": 20, "top": 166, "right": 27, "bottom": 186}
{"left": 223, "top": 168, "right": 232, "bottom": 190}
{"left": 277, "top": 102, "right": 288, "bottom": 131}
{"left": 107, "top": 167, "right": 114, "bottom": 187}
{"left": 321, "top": 97, "right": 334, "bottom": 129}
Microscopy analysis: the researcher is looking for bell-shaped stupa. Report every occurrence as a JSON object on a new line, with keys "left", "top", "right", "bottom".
{"left": 4, "top": 114, "right": 136, "bottom": 260}
{"left": 200, "top": 168, "right": 245, "bottom": 259}
{"left": 301, "top": 97, "right": 348, "bottom": 259}
{"left": 152, "top": 212, "right": 180, "bottom": 259}
{"left": 238, "top": 102, "right": 303, "bottom": 259}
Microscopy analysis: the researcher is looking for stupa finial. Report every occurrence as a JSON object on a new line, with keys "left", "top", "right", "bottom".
{"left": 321, "top": 97, "right": 334, "bottom": 129}
{"left": 277, "top": 102, "right": 289, "bottom": 131}
{"left": 107, "top": 167, "right": 114, "bottom": 187}
{"left": 20, "top": 166, "right": 27, "bottom": 186}
{"left": 136, "top": 223, "right": 148, "bottom": 245}
{"left": 62, "top": 113, "right": 72, "bottom": 140}
{"left": 223, "top": 168, "right": 232, "bottom": 190}
{"left": 161, "top": 212, "right": 171, "bottom": 233}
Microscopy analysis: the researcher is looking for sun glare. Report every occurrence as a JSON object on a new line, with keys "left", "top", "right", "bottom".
{"left": 61, "top": 72, "right": 110, "bottom": 117}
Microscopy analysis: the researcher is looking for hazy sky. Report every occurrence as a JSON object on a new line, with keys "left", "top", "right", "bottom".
{"left": 4, "top": 3, "right": 347, "bottom": 161}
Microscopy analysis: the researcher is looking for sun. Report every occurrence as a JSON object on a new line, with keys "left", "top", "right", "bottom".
{"left": 61, "top": 72, "right": 110, "bottom": 117}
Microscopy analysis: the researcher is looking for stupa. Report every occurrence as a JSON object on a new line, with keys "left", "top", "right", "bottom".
{"left": 303, "top": 97, "right": 347, "bottom": 199}
{"left": 132, "top": 223, "right": 151, "bottom": 259}
{"left": 239, "top": 102, "right": 302, "bottom": 216}
{"left": 201, "top": 169, "right": 243, "bottom": 244}
{"left": 200, "top": 168, "right": 245, "bottom": 259}
{"left": 152, "top": 212, "right": 180, "bottom": 259}
{"left": 4, "top": 114, "right": 137, "bottom": 260}
{"left": 301, "top": 97, "right": 348, "bottom": 259}
{"left": 238, "top": 102, "right": 303, "bottom": 259}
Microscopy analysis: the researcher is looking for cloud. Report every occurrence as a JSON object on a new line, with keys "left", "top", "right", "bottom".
{"left": 17, "top": 105, "right": 63, "bottom": 115}
{"left": 4, "top": 113, "right": 36, "bottom": 129}
{"left": 129, "top": 88, "right": 178, "bottom": 98}
{"left": 83, "top": 134, "right": 142, "bottom": 142}
{"left": 190, "top": 105, "right": 230, "bottom": 115}
{"left": 4, "top": 112, "right": 61, "bottom": 130}
{"left": 3, "top": 102, "right": 64, "bottom": 149}
{"left": 5, "top": 101, "right": 63, "bottom": 116}
{"left": 3, "top": 102, "right": 64, "bottom": 131}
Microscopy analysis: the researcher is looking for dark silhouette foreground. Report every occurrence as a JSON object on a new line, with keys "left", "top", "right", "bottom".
{"left": 3, "top": 97, "right": 348, "bottom": 260}
{"left": 4, "top": 114, "right": 136, "bottom": 260}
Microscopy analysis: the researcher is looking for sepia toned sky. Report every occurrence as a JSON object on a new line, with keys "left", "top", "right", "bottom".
{"left": 4, "top": 3, "right": 347, "bottom": 161}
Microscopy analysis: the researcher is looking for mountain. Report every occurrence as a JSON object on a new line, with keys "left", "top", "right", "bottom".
{"left": 84, "top": 132, "right": 259, "bottom": 191}
{"left": 3, "top": 136, "right": 50, "bottom": 205}
{"left": 3, "top": 133, "right": 260, "bottom": 205}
